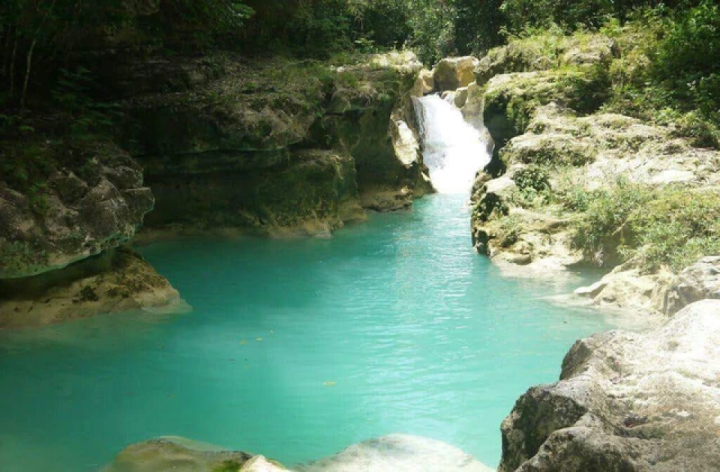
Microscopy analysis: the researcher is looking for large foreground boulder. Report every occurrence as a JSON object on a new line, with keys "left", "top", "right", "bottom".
{"left": 499, "top": 300, "right": 720, "bottom": 471}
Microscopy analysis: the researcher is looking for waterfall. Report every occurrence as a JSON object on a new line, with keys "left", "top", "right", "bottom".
{"left": 417, "top": 95, "right": 491, "bottom": 194}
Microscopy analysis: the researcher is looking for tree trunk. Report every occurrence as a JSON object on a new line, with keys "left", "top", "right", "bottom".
{"left": 21, "top": 39, "right": 36, "bottom": 109}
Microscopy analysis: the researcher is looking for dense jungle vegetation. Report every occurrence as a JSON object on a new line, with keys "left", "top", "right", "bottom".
{"left": 1, "top": 0, "right": 717, "bottom": 124}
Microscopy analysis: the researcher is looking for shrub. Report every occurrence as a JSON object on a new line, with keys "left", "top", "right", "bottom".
{"left": 571, "top": 181, "right": 720, "bottom": 271}
{"left": 513, "top": 165, "right": 551, "bottom": 193}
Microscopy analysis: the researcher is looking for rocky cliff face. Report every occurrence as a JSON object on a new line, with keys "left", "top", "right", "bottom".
{"left": 499, "top": 300, "right": 720, "bottom": 471}
{"left": 121, "top": 51, "right": 432, "bottom": 237}
{"left": 0, "top": 51, "right": 432, "bottom": 327}
{"left": 465, "top": 30, "right": 720, "bottom": 315}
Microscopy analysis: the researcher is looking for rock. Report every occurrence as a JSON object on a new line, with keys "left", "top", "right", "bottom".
{"left": 472, "top": 99, "right": 720, "bottom": 277}
{"left": 298, "top": 434, "right": 493, "bottom": 472}
{"left": 499, "top": 299, "right": 720, "bottom": 471}
{"left": 360, "top": 186, "right": 415, "bottom": 212}
{"left": 433, "top": 56, "right": 480, "bottom": 92}
{"left": 454, "top": 87, "right": 469, "bottom": 108}
{"left": 124, "top": 52, "right": 428, "bottom": 235}
{"left": 412, "top": 68, "right": 435, "bottom": 96}
{"left": 0, "top": 141, "right": 154, "bottom": 279}
{"left": 107, "top": 435, "right": 488, "bottom": 472}
{"left": 144, "top": 150, "right": 366, "bottom": 237}
{"left": 573, "top": 280, "right": 607, "bottom": 298}
{"left": 573, "top": 264, "right": 673, "bottom": 315}
{"left": 103, "top": 436, "right": 255, "bottom": 472}
{"left": 241, "top": 455, "right": 288, "bottom": 472}
{"left": 483, "top": 69, "right": 610, "bottom": 161}
{"left": 0, "top": 247, "right": 187, "bottom": 328}
{"left": 665, "top": 256, "right": 720, "bottom": 315}
{"left": 475, "top": 32, "right": 615, "bottom": 86}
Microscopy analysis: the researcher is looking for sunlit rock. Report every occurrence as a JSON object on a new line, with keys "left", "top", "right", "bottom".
{"left": 499, "top": 300, "right": 720, "bottom": 471}
{"left": 298, "top": 434, "right": 493, "bottom": 472}
{"left": 433, "top": 56, "right": 480, "bottom": 92}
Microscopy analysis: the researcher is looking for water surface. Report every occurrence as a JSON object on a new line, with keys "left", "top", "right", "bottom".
{"left": 0, "top": 194, "right": 617, "bottom": 471}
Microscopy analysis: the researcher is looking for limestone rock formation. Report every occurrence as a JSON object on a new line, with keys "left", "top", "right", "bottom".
{"left": 145, "top": 149, "right": 366, "bottom": 237}
{"left": 665, "top": 256, "right": 720, "bottom": 314}
{"left": 499, "top": 299, "right": 720, "bottom": 472}
{"left": 472, "top": 99, "right": 720, "bottom": 280}
{"left": 433, "top": 56, "right": 480, "bottom": 92}
{"left": 0, "top": 142, "right": 153, "bottom": 279}
{"left": 412, "top": 68, "right": 435, "bottom": 96}
{"left": 573, "top": 264, "right": 674, "bottom": 316}
{"left": 0, "top": 247, "right": 186, "bottom": 328}
{"left": 121, "top": 52, "right": 430, "bottom": 236}
{"left": 102, "top": 436, "right": 267, "bottom": 472}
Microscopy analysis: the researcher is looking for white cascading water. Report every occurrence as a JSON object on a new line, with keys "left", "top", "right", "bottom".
{"left": 417, "top": 94, "right": 491, "bottom": 194}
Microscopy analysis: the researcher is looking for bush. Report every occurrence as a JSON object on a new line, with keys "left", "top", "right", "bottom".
{"left": 652, "top": 0, "right": 720, "bottom": 131}
{"left": 570, "top": 181, "right": 720, "bottom": 271}
{"left": 513, "top": 165, "right": 551, "bottom": 193}
{"left": 571, "top": 180, "right": 655, "bottom": 266}
{"left": 625, "top": 188, "right": 720, "bottom": 271}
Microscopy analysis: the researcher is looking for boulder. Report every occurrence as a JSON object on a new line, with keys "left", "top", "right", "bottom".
{"left": 483, "top": 69, "right": 610, "bottom": 160}
{"left": 573, "top": 264, "right": 674, "bottom": 316}
{"left": 0, "top": 141, "right": 153, "bottom": 279}
{"left": 0, "top": 247, "right": 187, "bottom": 328}
{"left": 665, "top": 256, "right": 720, "bottom": 314}
{"left": 103, "top": 436, "right": 257, "bottom": 472}
{"left": 298, "top": 434, "right": 493, "bottom": 472}
{"left": 412, "top": 68, "right": 435, "bottom": 96}
{"left": 433, "top": 56, "right": 480, "bottom": 92}
{"left": 499, "top": 300, "right": 720, "bottom": 471}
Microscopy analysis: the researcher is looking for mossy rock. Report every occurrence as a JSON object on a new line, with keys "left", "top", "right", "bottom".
{"left": 476, "top": 31, "right": 616, "bottom": 85}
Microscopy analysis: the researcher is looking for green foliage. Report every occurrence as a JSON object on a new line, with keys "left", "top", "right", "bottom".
{"left": 570, "top": 181, "right": 720, "bottom": 271}
{"left": 52, "top": 68, "right": 122, "bottom": 139}
{"left": 652, "top": 0, "right": 720, "bottom": 132}
{"left": 513, "top": 165, "right": 550, "bottom": 194}
{"left": 571, "top": 180, "right": 655, "bottom": 265}
{"left": 625, "top": 189, "right": 720, "bottom": 271}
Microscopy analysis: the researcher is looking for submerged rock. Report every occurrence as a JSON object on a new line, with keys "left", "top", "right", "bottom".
{"left": 299, "top": 435, "right": 492, "bottom": 472}
{"left": 106, "top": 435, "right": 489, "bottom": 472}
{"left": 0, "top": 247, "right": 185, "bottom": 328}
{"left": 103, "top": 436, "right": 262, "bottom": 472}
{"left": 499, "top": 299, "right": 720, "bottom": 471}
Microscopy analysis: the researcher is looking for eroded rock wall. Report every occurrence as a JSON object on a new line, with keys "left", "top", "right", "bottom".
{"left": 499, "top": 300, "right": 720, "bottom": 471}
